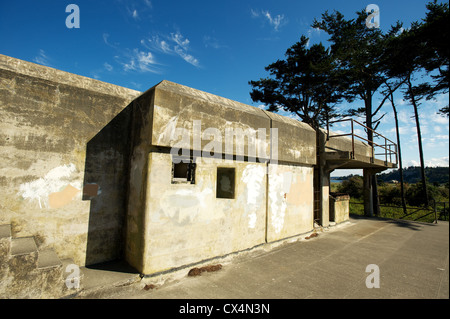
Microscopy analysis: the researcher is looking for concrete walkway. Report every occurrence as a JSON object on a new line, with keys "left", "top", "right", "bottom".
{"left": 76, "top": 216, "right": 449, "bottom": 299}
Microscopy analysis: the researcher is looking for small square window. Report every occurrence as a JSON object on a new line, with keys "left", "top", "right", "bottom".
{"left": 172, "top": 156, "right": 196, "bottom": 184}
{"left": 216, "top": 167, "right": 235, "bottom": 199}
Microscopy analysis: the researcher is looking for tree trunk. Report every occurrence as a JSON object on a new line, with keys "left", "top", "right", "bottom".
{"left": 407, "top": 77, "right": 429, "bottom": 206}
{"left": 390, "top": 93, "right": 407, "bottom": 215}
{"left": 364, "top": 91, "right": 381, "bottom": 216}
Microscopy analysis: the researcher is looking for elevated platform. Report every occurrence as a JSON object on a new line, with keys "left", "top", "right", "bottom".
{"left": 322, "top": 118, "right": 398, "bottom": 171}
{"left": 323, "top": 150, "right": 397, "bottom": 170}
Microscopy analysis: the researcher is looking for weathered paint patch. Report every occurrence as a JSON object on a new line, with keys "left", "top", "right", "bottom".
{"left": 82, "top": 183, "right": 100, "bottom": 197}
{"left": 48, "top": 184, "right": 80, "bottom": 209}
{"left": 269, "top": 168, "right": 293, "bottom": 234}
{"left": 18, "top": 163, "right": 79, "bottom": 208}
{"left": 157, "top": 188, "right": 213, "bottom": 225}
{"left": 157, "top": 114, "right": 179, "bottom": 145}
{"left": 241, "top": 164, "right": 265, "bottom": 229}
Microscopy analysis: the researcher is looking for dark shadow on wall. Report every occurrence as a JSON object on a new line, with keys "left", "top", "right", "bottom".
{"left": 82, "top": 103, "right": 134, "bottom": 267}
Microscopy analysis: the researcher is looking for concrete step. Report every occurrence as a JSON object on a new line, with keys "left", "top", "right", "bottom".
{"left": 37, "top": 249, "right": 64, "bottom": 298}
{"left": 9, "top": 237, "right": 38, "bottom": 274}
{"left": 10, "top": 237, "right": 37, "bottom": 256}
{"left": 37, "top": 249, "right": 62, "bottom": 269}
{"left": 6, "top": 237, "right": 39, "bottom": 298}
{"left": 0, "top": 224, "right": 80, "bottom": 298}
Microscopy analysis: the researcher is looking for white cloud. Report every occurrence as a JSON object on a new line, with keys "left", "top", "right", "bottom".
{"left": 406, "top": 157, "right": 449, "bottom": 167}
{"left": 174, "top": 46, "right": 199, "bottom": 67}
{"left": 143, "top": 31, "right": 200, "bottom": 67}
{"left": 102, "top": 33, "right": 119, "bottom": 49}
{"left": 251, "top": 9, "right": 286, "bottom": 31}
{"left": 132, "top": 9, "right": 138, "bottom": 19}
{"left": 33, "top": 49, "right": 51, "bottom": 67}
{"left": 306, "top": 27, "right": 322, "bottom": 47}
{"left": 122, "top": 49, "right": 159, "bottom": 73}
{"left": 427, "top": 111, "right": 449, "bottom": 125}
{"left": 250, "top": 9, "right": 259, "bottom": 18}
{"left": 427, "top": 156, "right": 449, "bottom": 167}
{"left": 170, "top": 32, "right": 190, "bottom": 50}
{"left": 397, "top": 109, "right": 412, "bottom": 124}
{"left": 103, "top": 62, "right": 113, "bottom": 71}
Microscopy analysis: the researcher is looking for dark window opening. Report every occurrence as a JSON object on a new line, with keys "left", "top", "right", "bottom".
{"left": 216, "top": 167, "right": 235, "bottom": 199}
{"left": 172, "top": 156, "right": 196, "bottom": 184}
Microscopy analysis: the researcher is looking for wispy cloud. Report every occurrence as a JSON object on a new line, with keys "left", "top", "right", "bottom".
{"left": 124, "top": 0, "right": 152, "bottom": 21}
{"left": 103, "top": 33, "right": 119, "bottom": 49}
{"left": 102, "top": 31, "right": 161, "bottom": 73}
{"left": 103, "top": 62, "right": 113, "bottom": 72}
{"left": 251, "top": 9, "right": 287, "bottom": 31}
{"left": 33, "top": 49, "right": 52, "bottom": 67}
{"left": 305, "top": 27, "right": 322, "bottom": 47}
{"left": 407, "top": 156, "right": 449, "bottom": 167}
{"left": 121, "top": 49, "right": 160, "bottom": 73}
{"left": 143, "top": 0, "right": 152, "bottom": 8}
{"left": 203, "top": 36, "right": 227, "bottom": 49}
{"left": 142, "top": 31, "right": 200, "bottom": 67}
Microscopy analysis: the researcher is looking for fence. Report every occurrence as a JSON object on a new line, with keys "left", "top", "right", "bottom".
{"left": 350, "top": 199, "right": 449, "bottom": 223}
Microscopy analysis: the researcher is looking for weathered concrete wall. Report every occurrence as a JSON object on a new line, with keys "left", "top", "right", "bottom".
{"left": 152, "top": 80, "right": 272, "bottom": 160}
{"left": 267, "top": 164, "right": 314, "bottom": 242}
{"left": 265, "top": 112, "right": 316, "bottom": 165}
{"left": 329, "top": 194, "right": 350, "bottom": 224}
{"left": 322, "top": 128, "right": 373, "bottom": 158}
{"left": 140, "top": 154, "right": 267, "bottom": 274}
{"left": 0, "top": 54, "right": 141, "bottom": 266}
{"left": 125, "top": 80, "right": 316, "bottom": 275}
{"left": 1, "top": 55, "right": 317, "bottom": 276}
{"left": 125, "top": 88, "right": 156, "bottom": 272}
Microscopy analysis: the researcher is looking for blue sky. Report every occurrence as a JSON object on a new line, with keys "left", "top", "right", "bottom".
{"left": 0, "top": 0, "right": 448, "bottom": 176}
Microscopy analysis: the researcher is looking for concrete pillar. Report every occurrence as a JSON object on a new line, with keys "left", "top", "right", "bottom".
{"left": 320, "top": 168, "right": 330, "bottom": 227}
{"left": 363, "top": 168, "right": 374, "bottom": 217}
{"left": 319, "top": 165, "right": 336, "bottom": 227}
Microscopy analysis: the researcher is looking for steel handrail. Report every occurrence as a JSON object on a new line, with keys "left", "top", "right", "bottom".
{"left": 327, "top": 118, "right": 398, "bottom": 165}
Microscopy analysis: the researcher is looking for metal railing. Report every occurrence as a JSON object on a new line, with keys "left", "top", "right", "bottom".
{"left": 326, "top": 118, "right": 398, "bottom": 165}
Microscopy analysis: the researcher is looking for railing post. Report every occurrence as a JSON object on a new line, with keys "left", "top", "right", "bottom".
{"left": 385, "top": 138, "right": 387, "bottom": 164}
{"left": 395, "top": 144, "right": 398, "bottom": 165}
{"left": 351, "top": 120, "right": 355, "bottom": 159}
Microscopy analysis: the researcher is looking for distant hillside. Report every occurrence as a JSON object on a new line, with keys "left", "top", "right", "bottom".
{"left": 378, "top": 167, "right": 449, "bottom": 184}
{"left": 331, "top": 167, "right": 449, "bottom": 184}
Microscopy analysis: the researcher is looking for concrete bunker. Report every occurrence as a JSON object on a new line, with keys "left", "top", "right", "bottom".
{"left": 0, "top": 54, "right": 397, "bottom": 282}
{"left": 124, "top": 80, "right": 317, "bottom": 275}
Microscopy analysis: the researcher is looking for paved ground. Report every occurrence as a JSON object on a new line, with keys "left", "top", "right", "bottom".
{"left": 76, "top": 216, "right": 449, "bottom": 300}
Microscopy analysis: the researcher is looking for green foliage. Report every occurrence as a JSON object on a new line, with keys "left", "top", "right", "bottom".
{"left": 378, "top": 184, "right": 403, "bottom": 206}
{"left": 249, "top": 36, "right": 343, "bottom": 129}
{"left": 420, "top": 0, "right": 449, "bottom": 115}
{"left": 336, "top": 171, "right": 449, "bottom": 207}
{"left": 336, "top": 175, "right": 363, "bottom": 199}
